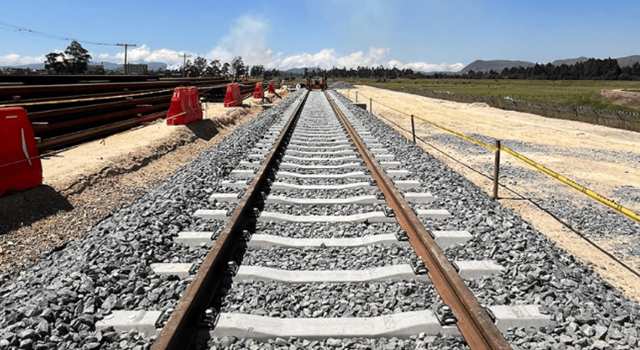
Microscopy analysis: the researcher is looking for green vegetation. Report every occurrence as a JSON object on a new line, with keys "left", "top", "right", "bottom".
{"left": 345, "top": 78, "right": 640, "bottom": 132}
{"left": 347, "top": 78, "right": 640, "bottom": 112}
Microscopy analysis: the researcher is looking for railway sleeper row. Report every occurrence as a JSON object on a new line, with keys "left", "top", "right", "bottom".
{"left": 96, "top": 90, "right": 552, "bottom": 348}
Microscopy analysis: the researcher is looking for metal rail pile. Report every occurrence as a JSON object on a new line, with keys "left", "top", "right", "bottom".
{"left": 0, "top": 76, "right": 257, "bottom": 151}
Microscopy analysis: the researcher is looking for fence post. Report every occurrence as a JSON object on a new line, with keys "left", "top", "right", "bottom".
{"left": 411, "top": 115, "right": 416, "bottom": 144}
{"left": 369, "top": 98, "right": 372, "bottom": 113}
{"left": 355, "top": 91, "right": 358, "bottom": 103}
{"left": 492, "top": 140, "right": 501, "bottom": 199}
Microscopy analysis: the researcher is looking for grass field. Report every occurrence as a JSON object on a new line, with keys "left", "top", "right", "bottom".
{"left": 346, "top": 78, "right": 640, "bottom": 112}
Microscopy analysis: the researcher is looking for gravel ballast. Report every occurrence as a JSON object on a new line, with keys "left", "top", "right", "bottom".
{"left": 327, "top": 90, "right": 640, "bottom": 349}
{"left": 219, "top": 280, "right": 437, "bottom": 318}
{"left": 241, "top": 245, "right": 417, "bottom": 270}
{"left": 4, "top": 88, "right": 638, "bottom": 350}
{"left": 0, "top": 91, "right": 305, "bottom": 349}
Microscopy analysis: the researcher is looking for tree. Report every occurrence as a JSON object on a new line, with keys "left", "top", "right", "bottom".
{"left": 193, "top": 56, "right": 208, "bottom": 76}
{"left": 205, "top": 59, "right": 221, "bottom": 77}
{"left": 64, "top": 40, "right": 91, "bottom": 74}
{"left": 221, "top": 62, "right": 230, "bottom": 78}
{"left": 44, "top": 52, "right": 66, "bottom": 74}
{"left": 183, "top": 59, "right": 200, "bottom": 77}
{"left": 250, "top": 65, "right": 265, "bottom": 77}
{"left": 231, "top": 56, "right": 246, "bottom": 80}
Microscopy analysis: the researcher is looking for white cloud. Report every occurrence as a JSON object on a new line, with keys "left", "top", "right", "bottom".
{"left": 95, "top": 45, "right": 189, "bottom": 68}
{"left": 1, "top": 15, "right": 464, "bottom": 72}
{"left": 268, "top": 47, "right": 463, "bottom": 72}
{"left": 202, "top": 15, "right": 463, "bottom": 72}
{"left": 0, "top": 53, "right": 45, "bottom": 66}
{"left": 207, "top": 15, "right": 273, "bottom": 66}
{"left": 387, "top": 59, "right": 465, "bottom": 72}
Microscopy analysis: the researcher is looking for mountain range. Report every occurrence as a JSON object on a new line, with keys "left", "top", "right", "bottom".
{"left": 3, "top": 55, "right": 639, "bottom": 74}
{"left": 461, "top": 55, "right": 640, "bottom": 73}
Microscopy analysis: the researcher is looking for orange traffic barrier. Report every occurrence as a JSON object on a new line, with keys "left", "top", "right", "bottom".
{"left": 0, "top": 107, "right": 42, "bottom": 196}
{"left": 223, "top": 83, "right": 242, "bottom": 107}
{"left": 166, "top": 86, "right": 203, "bottom": 125}
{"left": 253, "top": 82, "right": 264, "bottom": 99}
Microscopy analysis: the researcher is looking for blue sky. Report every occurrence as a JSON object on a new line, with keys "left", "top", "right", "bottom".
{"left": 1, "top": 0, "right": 638, "bottom": 71}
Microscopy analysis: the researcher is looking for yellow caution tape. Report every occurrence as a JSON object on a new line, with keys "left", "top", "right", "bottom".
{"left": 499, "top": 145, "right": 640, "bottom": 223}
{"left": 413, "top": 116, "right": 497, "bottom": 152}
{"left": 357, "top": 93, "right": 640, "bottom": 224}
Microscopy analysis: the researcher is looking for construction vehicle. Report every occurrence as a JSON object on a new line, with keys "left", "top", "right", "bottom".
{"left": 305, "top": 76, "right": 327, "bottom": 90}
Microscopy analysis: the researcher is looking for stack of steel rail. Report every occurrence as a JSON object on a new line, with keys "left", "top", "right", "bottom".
{"left": 88, "top": 89, "right": 555, "bottom": 349}
{"left": 0, "top": 75, "right": 256, "bottom": 151}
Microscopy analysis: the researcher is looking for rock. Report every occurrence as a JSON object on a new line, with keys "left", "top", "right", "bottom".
{"left": 84, "top": 342, "right": 101, "bottom": 350}
{"left": 559, "top": 334, "right": 573, "bottom": 344}
{"left": 592, "top": 340, "right": 609, "bottom": 349}
{"left": 18, "top": 339, "right": 33, "bottom": 349}
{"left": 595, "top": 325, "right": 608, "bottom": 339}
{"left": 326, "top": 338, "right": 342, "bottom": 347}
{"left": 18, "top": 329, "right": 35, "bottom": 339}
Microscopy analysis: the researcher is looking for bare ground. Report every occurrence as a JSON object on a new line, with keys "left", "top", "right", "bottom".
{"left": 601, "top": 89, "right": 640, "bottom": 110}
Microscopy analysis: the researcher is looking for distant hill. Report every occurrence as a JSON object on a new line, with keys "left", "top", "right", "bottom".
{"left": 282, "top": 67, "right": 323, "bottom": 75}
{"left": 551, "top": 56, "right": 590, "bottom": 66}
{"left": 1, "top": 61, "right": 168, "bottom": 71}
{"left": 552, "top": 55, "right": 640, "bottom": 67}
{"left": 99, "top": 61, "right": 168, "bottom": 71}
{"left": 460, "top": 60, "right": 535, "bottom": 73}
{"left": 1, "top": 63, "right": 45, "bottom": 70}
{"left": 615, "top": 55, "right": 640, "bottom": 67}
{"left": 462, "top": 55, "right": 640, "bottom": 74}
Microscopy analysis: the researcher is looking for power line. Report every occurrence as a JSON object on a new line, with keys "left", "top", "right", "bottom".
{"left": 0, "top": 21, "right": 144, "bottom": 74}
{"left": 0, "top": 21, "right": 199, "bottom": 73}
{"left": 0, "top": 20, "right": 124, "bottom": 47}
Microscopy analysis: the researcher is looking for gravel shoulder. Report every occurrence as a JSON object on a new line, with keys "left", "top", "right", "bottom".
{"left": 0, "top": 91, "right": 304, "bottom": 350}
{"left": 338, "top": 85, "right": 640, "bottom": 300}
{"left": 0, "top": 100, "right": 277, "bottom": 274}
{"left": 330, "top": 90, "right": 640, "bottom": 349}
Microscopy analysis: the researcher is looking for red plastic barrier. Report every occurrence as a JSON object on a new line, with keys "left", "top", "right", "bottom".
{"left": 166, "top": 86, "right": 203, "bottom": 125}
{"left": 0, "top": 107, "right": 42, "bottom": 196}
{"left": 267, "top": 81, "right": 276, "bottom": 94}
{"left": 253, "top": 82, "right": 264, "bottom": 99}
{"left": 223, "top": 83, "right": 242, "bottom": 107}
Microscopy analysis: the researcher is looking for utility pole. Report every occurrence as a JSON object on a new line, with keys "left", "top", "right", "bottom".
{"left": 116, "top": 43, "right": 137, "bottom": 75}
{"left": 182, "top": 53, "right": 192, "bottom": 77}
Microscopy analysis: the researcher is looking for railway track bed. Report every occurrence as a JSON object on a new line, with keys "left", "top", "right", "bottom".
{"left": 0, "top": 90, "right": 639, "bottom": 350}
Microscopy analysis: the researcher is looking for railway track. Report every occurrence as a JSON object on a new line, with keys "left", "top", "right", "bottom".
{"left": 89, "top": 89, "right": 555, "bottom": 349}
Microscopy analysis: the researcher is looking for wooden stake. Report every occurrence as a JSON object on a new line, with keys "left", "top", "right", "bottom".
{"left": 492, "top": 140, "right": 501, "bottom": 199}
{"left": 411, "top": 115, "right": 416, "bottom": 143}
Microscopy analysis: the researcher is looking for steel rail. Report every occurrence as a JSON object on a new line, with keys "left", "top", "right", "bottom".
{"left": 324, "top": 91, "right": 511, "bottom": 350}
{"left": 0, "top": 79, "right": 227, "bottom": 96}
{"left": 28, "top": 95, "right": 171, "bottom": 121}
{"left": 33, "top": 103, "right": 169, "bottom": 133}
{"left": 0, "top": 74, "right": 163, "bottom": 85}
{"left": 36, "top": 111, "right": 167, "bottom": 150}
{"left": 151, "top": 90, "right": 309, "bottom": 350}
{"left": 0, "top": 88, "right": 175, "bottom": 108}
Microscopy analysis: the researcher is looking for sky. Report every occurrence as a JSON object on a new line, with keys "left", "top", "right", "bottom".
{"left": 1, "top": 0, "right": 639, "bottom": 72}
